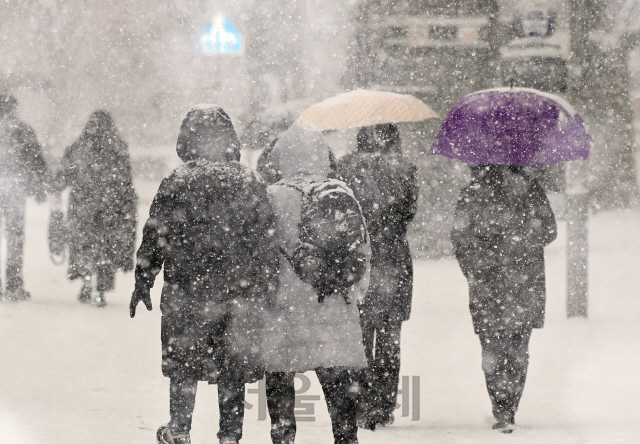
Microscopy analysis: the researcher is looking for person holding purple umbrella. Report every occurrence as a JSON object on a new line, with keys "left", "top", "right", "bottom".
{"left": 450, "top": 164, "right": 557, "bottom": 433}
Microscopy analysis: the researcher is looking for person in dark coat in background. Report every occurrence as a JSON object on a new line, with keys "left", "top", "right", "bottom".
{"left": 336, "top": 123, "right": 418, "bottom": 430}
{"left": 450, "top": 164, "right": 557, "bottom": 433}
{"left": 53, "top": 110, "right": 137, "bottom": 307}
{"left": 0, "top": 93, "right": 49, "bottom": 301}
{"left": 130, "top": 105, "right": 280, "bottom": 444}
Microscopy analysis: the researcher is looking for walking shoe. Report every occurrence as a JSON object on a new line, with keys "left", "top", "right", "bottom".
{"left": 92, "top": 292, "right": 107, "bottom": 308}
{"left": 492, "top": 421, "right": 515, "bottom": 434}
{"left": 78, "top": 282, "right": 91, "bottom": 303}
{"left": 492, "top": 412, "right": 515, "bottom": 434}
{"left": 378, "top": 413, "right": 394, "bottom": 427}
{"left": 5, "top": 288, "right": 31, "bottom": 301}
{"left": 157, "top": 426, "right": 191, "bottom": 444}
{"left": 359, "top": 417, "right": 376, "bottom": 431}
{"left": 359, "top": 410, "right": 393, "bottom": 431}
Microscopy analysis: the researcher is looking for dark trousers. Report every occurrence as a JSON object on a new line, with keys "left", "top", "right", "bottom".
{"left": 168, "top": 377, "right": 245, "bottom": 441}
{"left": 0, "top": 193, "right": 25, "bottom": 292}
{"left": 266, "top": 368, "right": 358, "bottom": 444}
{"left": 478, "top": 328, "right": 532, "bottom": 422}
{"left": 358, "top": 314, "right": 402, "bottom": 422}
{"left": 81, "top": 265, "right": 116, "bottom": 293}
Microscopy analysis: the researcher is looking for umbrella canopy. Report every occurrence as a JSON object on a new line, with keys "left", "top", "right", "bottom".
{"left": 294, "top": 89, "right": 439, "bottom": 131}
{"left": 429, "top": 87, "right": 592, "bottom": 167}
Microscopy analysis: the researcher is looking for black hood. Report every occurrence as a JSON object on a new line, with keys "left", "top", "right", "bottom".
{"left": 83, "top": 110, "right": 117, "bottom": 138}
{"left": 356, "top": 126, "right": 377, "bottom": 153}
{"left": 356, "top": 124, "right": 401, "bottom": 154}
{"left": 176, "top": 105, "right": 241, "bottom": 163}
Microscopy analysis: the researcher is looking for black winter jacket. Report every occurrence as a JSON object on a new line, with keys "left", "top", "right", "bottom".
{"left": 450, "top": 167, "right": 557, "bottom": 333}
{"left": 337, "top": 149, "right": 418, "bottom": 323}
{"left": 54, "top": 111, "right": 137, "bottom": 278}
{"left": 134, "top": 105, "right": 279, "bottom": 382}
{"left": 0, "top": 113, "right": 48, "bottom": 199}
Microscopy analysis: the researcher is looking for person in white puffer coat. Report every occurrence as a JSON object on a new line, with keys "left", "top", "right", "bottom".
{"left": 258, "top": 125, "right": 370, "bottom": 444}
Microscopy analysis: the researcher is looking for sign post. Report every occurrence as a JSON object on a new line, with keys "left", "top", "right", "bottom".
{"left": 566, "top": 160, "right": 589, "bottom": 318}
{"left": 197, "top": 13, "right": 244, "bottom": 98}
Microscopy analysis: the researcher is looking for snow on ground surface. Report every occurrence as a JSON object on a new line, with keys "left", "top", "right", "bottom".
{"left": 1, "top": 179, "right": 640, "bottom": 444}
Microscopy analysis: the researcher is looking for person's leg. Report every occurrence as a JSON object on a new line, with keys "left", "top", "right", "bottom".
{"left": 265, "top": 372, "right": 296, "bottom": 444}
{"left": 168, "top": 377, "right": 198, "bottom": 436}
{"left": 360, "top": 319, "right": 376, "bottom": 364}
{"left": 5, "top": 197, "right": 26, "bottom": 295}
{"left": 503, "top": 328, "right": 532, "bottom": 419}
{"left": 373, "top": 316, "right": 402, "bottom": 423}
{"left": 357, "top": 319, "right": 376, "bottom": 423}
{"left": 79, "top": 274, "right": 92, "bottom": 303}
{"left": 0, "top": 199, "right": 6, "bottom": 296}
{"left": 217, "top": 379, "right": 245, "bottom": 443}
{"left": 93, "top": 264, "right": 115, "bottom": 306}
{"left": 317, "top": 367, "right": 359, "bottom": 444}
{"left": 479, "top": 330, "right": 514, "bottom": 427}
{"left": 95, "top": 264, "right": 115, "bottom": 293}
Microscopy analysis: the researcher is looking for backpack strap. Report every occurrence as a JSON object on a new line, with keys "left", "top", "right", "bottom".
{"left": 274, "top": 179, "right": 304, "bottom": 276}
{"left": 278, "top": 175, "right": 314, "bottom": 240}
{"left": 278, "top": 245, "right": 295, "bottom": 268}
{"left": 279, "top": 175, "right": 317, "bottom": 199}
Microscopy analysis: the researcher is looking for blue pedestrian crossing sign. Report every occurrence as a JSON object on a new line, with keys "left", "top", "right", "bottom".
{"left": 198, "top": 13, "right": 243, "bottom": 55}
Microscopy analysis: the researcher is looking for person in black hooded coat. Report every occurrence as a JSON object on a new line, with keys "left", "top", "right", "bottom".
{"left": 130, "top": 105, "right": 280, "bottom": 444}
{"left": 53, "top": 110, "right": 137, "bottom": 306}
{"left": 335, "top": 124, "right": 418, "bottom": 430}
{"left": 450, "top": 164, "right": 557, "bottom": 432}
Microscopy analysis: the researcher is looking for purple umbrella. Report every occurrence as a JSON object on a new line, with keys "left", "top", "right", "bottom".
{"left": 429, "top": 87, "right": 592, "bottom": 167}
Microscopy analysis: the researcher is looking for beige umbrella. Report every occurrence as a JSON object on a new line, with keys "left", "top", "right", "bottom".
{"left": 294, "top": 89, "right": 439, "bottom": 131}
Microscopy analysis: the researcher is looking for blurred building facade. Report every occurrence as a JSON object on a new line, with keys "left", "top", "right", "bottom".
{"left": 1, "top": 0, "right": 638, "bottom": 233}
{"left": 0, "top": 0, "right": 355, "bottom": 156}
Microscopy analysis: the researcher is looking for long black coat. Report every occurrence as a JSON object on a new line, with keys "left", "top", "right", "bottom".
{"left": 450, "top": 167, "right": 557, "bottom": 334}
{"left": 54, "top": 111, "right": 137, "bottom": 280}
{"left": 336, "top": 146, "right": 418, "bottom": 324}
{"left": 135, "top": 105, "right": 280, "bottom": 383}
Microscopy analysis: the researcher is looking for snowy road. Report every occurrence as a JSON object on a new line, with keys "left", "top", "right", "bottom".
{"left": 1, "top": 180, "right": 639, "bottom": 444}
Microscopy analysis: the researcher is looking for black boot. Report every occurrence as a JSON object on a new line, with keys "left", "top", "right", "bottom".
{"left": 5, "top": 287, "right": 31, "bottom": 301}
{"left": 492, "top": 410, "right": 515, "bottom": 433}
{"left": 79, "top": 276, "right": 91, "bottom": 303}
{"left": 157, "top": 425, "right": 191, "bottom": 444}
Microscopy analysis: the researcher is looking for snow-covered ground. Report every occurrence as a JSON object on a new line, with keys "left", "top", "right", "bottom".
{"left": 1, "top": 179, "right": 639, "bottom": 444}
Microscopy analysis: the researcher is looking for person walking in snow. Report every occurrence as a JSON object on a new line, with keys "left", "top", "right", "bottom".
{"left": 0, "top": 93, "right": 49, "bottom": 301}
{"left": 335, "top": 123, "right": 418, "bottom": 430}
{"left": 52, "top": 110, "right": 137, "bottom": 307}
{"left": 450, "top": 164, "right": 557, "bottom": 433}
{"left": 257, "top": 125, "right": 370, "bottom": 444}
{"left": 130, "top": 105, "right": 280, "bottom": 444}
